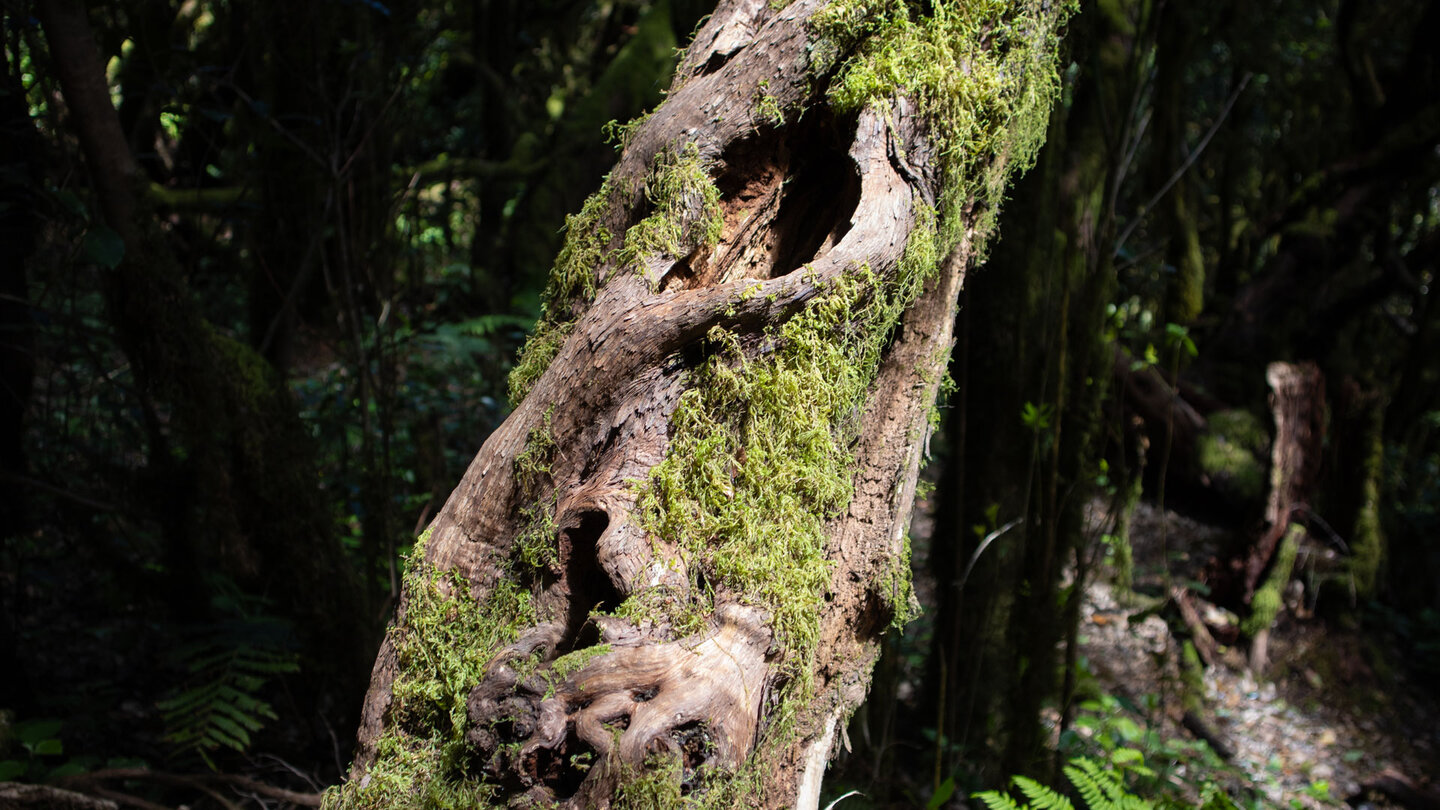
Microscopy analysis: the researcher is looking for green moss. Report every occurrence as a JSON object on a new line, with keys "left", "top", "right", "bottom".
{"left": 753, "top": 80, "right": 785, "bottom": 129}
{"left": 616, "top": 142, "right": 724, "bottom": 286}
{"left": 635, "top": 273, "right": 876, "bottom": 665}
{"left": 509, "top": 170, "right": 617, "bottom": 406}
{"left": 508, "top": 321, "right": 573, "bottom": 406}
{"left": 509, "top": 141, "right": 725, "bottom": 405}
{"left": 514, "top": 409, "right": 561, "bottom": 571}
{"left": 324, "top": 533, "right": 536, "bottom": 809}
{"left": 631, "top": 199, "right": 943, "bottom": 677}
{"left": 1242, "top": 523, "right": 1302, "bottom": 637}
{"left": 812, "top": 0, "right": 1074, "bottom": 249}
{"left": 549, "top": 644, "right": 613, "bottom": 683}
{"left": 1179, "top": 640, "right": 1205, "bottom": 715}
{"left": 614, "top": 752, "right": 685, "bottom": 809}
{"left": 1197, "top": 409, "right": 1269, "bottom": 501}
{"left": 887, "top": 533, "right": 922, "bottom": 630}
{"left": 1207, "top": 409, "right": 1269, "bottom": 454}
{"left": 209, "top": 327, "right": 272, "bottom": 411}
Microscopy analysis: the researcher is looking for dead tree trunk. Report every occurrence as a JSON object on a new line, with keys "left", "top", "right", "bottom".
{"left": 1245, "top": 361, "right": 1325, "bottom": 597}
{"left": 332, "top": 0, "right": 1073, "bottom": 806}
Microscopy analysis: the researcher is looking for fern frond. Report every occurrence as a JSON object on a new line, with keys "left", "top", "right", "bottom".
{"left": 972, "top": 789, "right": 1026, "bottom": 810}
{"left": 159, "top": 584, "right": 300, "bottom": 767}
{"left": 1063, "top": 757, "right": 1154, "bottom": 810}
{"left": 1064, "top": 761, "right": 1110, "bottom": 810}
{"left": 1014, "top": 775, "right": 1075, "bottom": 810}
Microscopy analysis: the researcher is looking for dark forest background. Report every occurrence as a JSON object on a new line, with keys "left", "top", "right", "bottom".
{"left": 1, "top": 0, "right": 1438, "bottom": 807}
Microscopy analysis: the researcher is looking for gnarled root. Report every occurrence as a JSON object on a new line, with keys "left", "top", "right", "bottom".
{"left": 466, "top": 603, "right": 772, "bottom": 806}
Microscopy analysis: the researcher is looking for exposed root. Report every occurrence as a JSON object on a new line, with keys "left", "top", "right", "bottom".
{"left": 466, "top": 604, "right": 772, "bottom": 805}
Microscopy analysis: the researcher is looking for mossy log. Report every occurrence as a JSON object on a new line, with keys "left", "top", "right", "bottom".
{"left": 335, "top": 0, "right": 1073, "bottom": 806}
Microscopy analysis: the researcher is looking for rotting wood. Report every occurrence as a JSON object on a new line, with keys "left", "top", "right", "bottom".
{"left": 1245, "top": 361, "right": 1325, "bottom": 599}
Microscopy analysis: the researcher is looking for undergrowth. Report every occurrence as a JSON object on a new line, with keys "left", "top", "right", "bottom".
{"left": 156, "top": 578, "right": 300, "bottom": 769}
{"left": 973, "top": 753, "right": 1238, "bottom": 810}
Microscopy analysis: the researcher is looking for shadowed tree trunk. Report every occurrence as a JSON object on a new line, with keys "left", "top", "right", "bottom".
{"left": 36, "top": 0, "right": 370, "bottom": 718}
{"left": 331, "top": 0, "right": 1074, "bottom": 806}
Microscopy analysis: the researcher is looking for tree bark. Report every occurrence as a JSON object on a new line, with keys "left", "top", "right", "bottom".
{"left": 1244, "top": 361, "right": 1325, "bottom": 598}
{"left": 333, "top": 0, "right": 1073, "bottom": 806}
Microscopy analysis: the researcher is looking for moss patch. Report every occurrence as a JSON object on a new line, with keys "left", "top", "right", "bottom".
{"left": 508, "top": 169, "right": 617, "bottom": 406}
{"left": 615, "top": 141, "right": 724, "bottom": 287}
{"left": 324, "top": 532, "right": 535, "bottom": 809}
{"left": 1242, "top": 523, "right": 1302, "bottom": 637}
{"left": 626, "top": 194, "right": 943, "bottom": 701}
{"left": 513, "top": 409, "right": 561, "bottom": 571}
{"left": 1198, "top": 409, "right": 1269, "bottom": 502}
{"left": 812, "top": 0, "right": 1074, "bottom": 248}
{"left": 614, "top": 752, "right": 686, "bottom": 809}
{"left": 509, "top": 142, "right": 725, "bottom": 405}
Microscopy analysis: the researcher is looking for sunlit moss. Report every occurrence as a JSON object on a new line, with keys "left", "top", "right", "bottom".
{"left": 753, "top": 79, "right": 786, "bottom": 128}
{"left": 509, "top": 141, "right": 725, "bottom": 404}
{"left": 514, "top": 409, "right": 561, "bottom": 570}
{"left": 323, "top": 530, "right": 535, "bottom": 809}
{"left": 1242, "top": 523, "right": 1302, "bottom": 637}
{"left": 616, "top": 142, "right": 724, "bottom": 287}
{"left": 813, "top": 0, "right": 1074, "bottom": 249}
{"left": 508, "top": 321, "right": 573, "bottom": 406}
{"left": 614, "top": 752, "right": 685, "bottom": 809}
{"left": 508, "top": 169, "right": 615, "bottom": 405}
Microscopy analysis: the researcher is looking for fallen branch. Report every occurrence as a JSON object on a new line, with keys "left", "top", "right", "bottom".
{"left": 57, "top": 767, "right": 323, "bottom": 808}
{"left": 0, "top": 782, "right": 119, "bottom": 809}
{"left": 1171, "top": 586, "right": 1218, "bottom": 666}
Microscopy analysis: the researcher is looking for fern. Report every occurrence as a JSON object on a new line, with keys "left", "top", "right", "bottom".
{"left": 1064, "top": 757, "right": 1152, "bottom": 810}
{"left": 1014, "top": 775, "right": 1076, "bottom": 810}
{"left": 1065, "top": 759, "right": 1111, "bottom": 810}
{"left": 973, "top": 789, "right": 1025, "bottom": 810}
{"left": 157, "top": 580, "right": 299, "bottom": 768}
{"left": 974, "top": 756, "right": 1156, "bottom": 810}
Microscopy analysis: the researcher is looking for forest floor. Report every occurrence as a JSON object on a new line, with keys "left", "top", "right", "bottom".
{"left": 1078, "top": 501, "right": 1440, "bottom": 808}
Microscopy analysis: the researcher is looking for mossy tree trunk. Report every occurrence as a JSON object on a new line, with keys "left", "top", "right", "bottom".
{"left": 334, "top": 0, "right": 1073, "bottom": 806}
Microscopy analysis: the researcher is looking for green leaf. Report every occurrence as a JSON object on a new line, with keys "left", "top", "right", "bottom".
{"left": 0, "top": 760, "right": 26, "bottom": 781}
{"left": 47, "top": 761, "right": 90, "bottom": 779}
{"left": 1110, "top": 748, "right": 1144, "bottom": 766}
{"left": 927, "top": 777, "right": 957, "bottom": 810}
{"left": 81, "top": 225, "right": 125, "bottom": 269}
{"left": 15, "top": 719, "right": 62, "bottom": 744}
{"left": 32, "top": 738, "right": 63, "bottom": 756}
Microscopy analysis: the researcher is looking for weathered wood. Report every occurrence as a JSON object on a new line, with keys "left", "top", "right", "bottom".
{"left": 1244, "top": 361, "right": 1325, "bottom": 597}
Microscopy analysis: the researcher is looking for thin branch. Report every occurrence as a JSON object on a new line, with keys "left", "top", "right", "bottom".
{"left": 1113, "top": 72, "right": 1253, "bottom": 257}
